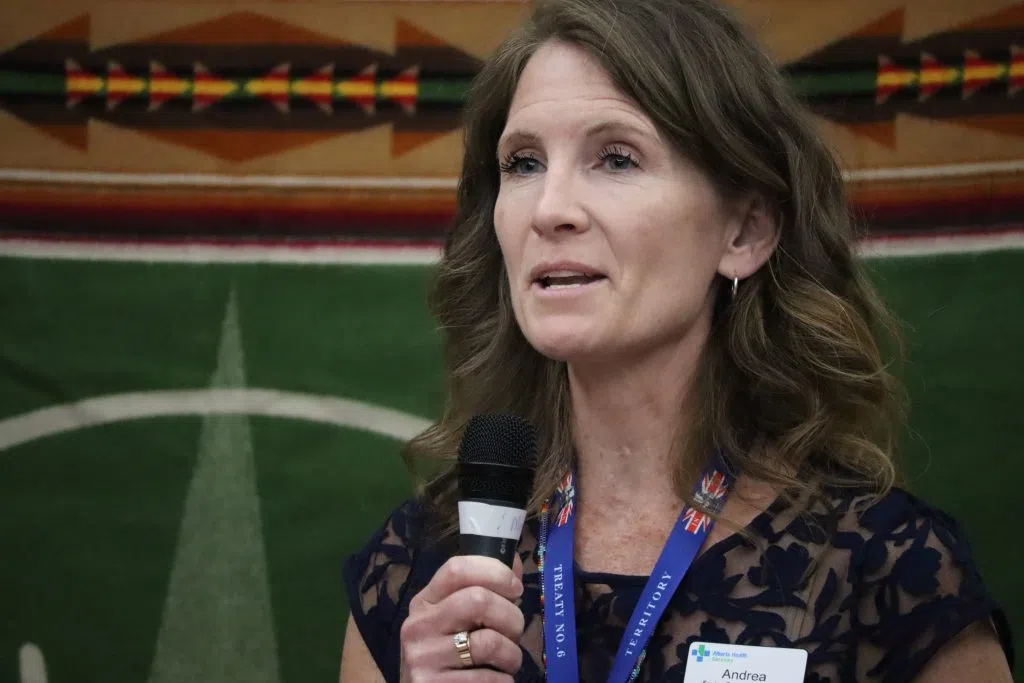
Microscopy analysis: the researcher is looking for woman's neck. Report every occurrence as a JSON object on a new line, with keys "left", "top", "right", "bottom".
{"left": 568, "top": 333, "right": 706, "bottom": 511}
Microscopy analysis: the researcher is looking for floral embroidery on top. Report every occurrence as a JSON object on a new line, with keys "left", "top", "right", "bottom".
{"left": 342, "top": 487, "right": 1013, "bottom": 683}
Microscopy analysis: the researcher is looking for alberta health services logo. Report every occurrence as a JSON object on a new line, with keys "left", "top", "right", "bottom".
{"left": 692, "top": 644, "right": 750, "bottom": 664}
{"left": 690, "top": 644, "right": 770, "bottom": 682}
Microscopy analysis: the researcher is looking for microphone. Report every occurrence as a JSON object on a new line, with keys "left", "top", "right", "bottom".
{"left": 457, "top": 414, "right": 537, "bottom": 568}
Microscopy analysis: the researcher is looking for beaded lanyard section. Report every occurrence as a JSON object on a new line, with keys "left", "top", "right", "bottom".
{"left": 538, "top": 480, "right": 648, "bottom": 683}
{"left": 538, "top": 497, "right": 552, "bottom": 672}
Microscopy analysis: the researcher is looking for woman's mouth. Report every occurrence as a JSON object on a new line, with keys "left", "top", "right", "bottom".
{"left": 533, "top": 269, "right": 608, "bottom": 292}
{"left": 537, "top": 273, "right": 607, "bottom": 289}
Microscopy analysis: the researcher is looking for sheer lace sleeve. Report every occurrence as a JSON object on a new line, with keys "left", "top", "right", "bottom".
{"left": 847, "top": 491, "right": 1013, "bottom": 682}
{"left": 342, "top": 499, "right": 426, "bottom": 682}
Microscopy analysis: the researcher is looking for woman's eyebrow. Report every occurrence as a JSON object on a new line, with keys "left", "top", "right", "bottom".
{"left": 582, "top": 120, "right": 656, "bottom": 141}
{"left": 496, "top": 130, "right": 541, "bottom": 157}
{"left": 497, "top": 119, "right": 656, "bottom": 156}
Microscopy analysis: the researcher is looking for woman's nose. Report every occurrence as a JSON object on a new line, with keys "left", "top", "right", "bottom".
{"left": 530, "top": 166, "right": 590, "bottom": 238}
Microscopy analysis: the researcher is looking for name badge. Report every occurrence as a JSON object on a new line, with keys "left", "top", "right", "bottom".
{"left": 683, "top": 642, "right": 808, "bottom": 683}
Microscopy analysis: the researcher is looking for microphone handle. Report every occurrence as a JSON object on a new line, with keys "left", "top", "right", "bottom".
{"left": 457, "top": 498, "right": 527, "bottom": 568}
{"left": 456, "top": 497, "right": 527, "bottom": 672}
{"left": 459, "top": 533, "right": 518, "bottom": 567}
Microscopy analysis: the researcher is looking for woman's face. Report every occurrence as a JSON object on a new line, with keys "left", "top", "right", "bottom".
{"left": 494, "top": 40, "right": 740, "bottom": 364}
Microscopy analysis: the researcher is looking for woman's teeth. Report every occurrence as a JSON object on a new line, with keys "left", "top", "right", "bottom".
{"left": 539, "top": 274, "right": 605, "bottom": 288}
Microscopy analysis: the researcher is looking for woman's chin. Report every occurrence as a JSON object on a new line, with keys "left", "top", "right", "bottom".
{"left": 524, "top": 329, "right": 601, "bottom": 363}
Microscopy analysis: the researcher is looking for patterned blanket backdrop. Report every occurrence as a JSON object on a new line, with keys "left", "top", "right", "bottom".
{"left": 0, "top": 0, "right": 1021, "bottom": 681}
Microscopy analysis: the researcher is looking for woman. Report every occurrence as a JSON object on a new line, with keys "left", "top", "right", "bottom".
{"left": 340, "top": 0, "right": 1014, "bottom": 681}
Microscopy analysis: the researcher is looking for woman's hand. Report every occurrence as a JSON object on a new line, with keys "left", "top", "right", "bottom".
{"left": 399, "top": 553, "right": 526, "bottom": 682}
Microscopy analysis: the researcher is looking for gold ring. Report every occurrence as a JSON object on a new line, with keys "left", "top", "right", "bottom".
{"left": 453, "top": 630, "right": 474, "bottom": 667}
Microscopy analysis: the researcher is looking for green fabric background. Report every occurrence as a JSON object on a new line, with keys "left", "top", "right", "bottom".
{"left": 0, "top": 252, "right": 1019, "bottom": 681}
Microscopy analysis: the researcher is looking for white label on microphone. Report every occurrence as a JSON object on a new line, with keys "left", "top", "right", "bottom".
{"left": 458, "top": 501, "right": 527, "bottom": 540}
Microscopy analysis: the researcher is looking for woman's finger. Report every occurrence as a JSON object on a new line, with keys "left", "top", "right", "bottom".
{"left": 403, "top": 628, "right": 522, "bottom": 675}
{"left": 402, "top": 583, "right": 525, "bottom": 647}
{"left": 400, "top": 659, "right": 513, "bottom": 683}
{"left": 433, "top": 671, "right": 513, "bottom": 683}
{"left": 411, "top": 555, "right": 522, "bottom": 612}
{"left": 452, "top": 628, "right": 523, "bottom": 674}
{"left": 431, "top": 585, "right": 526, "bottom": 641}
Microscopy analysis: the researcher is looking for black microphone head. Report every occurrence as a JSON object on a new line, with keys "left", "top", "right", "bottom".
{"left": 458, "top": 414, "right": 537, "bottom": 469}
{"left": 456, "top": 414, "right": 537, "bottom": 507}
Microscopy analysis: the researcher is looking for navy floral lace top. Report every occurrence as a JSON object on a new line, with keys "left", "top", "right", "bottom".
{"left": 343, "top": 486, "right": 1014, "bottom": 682}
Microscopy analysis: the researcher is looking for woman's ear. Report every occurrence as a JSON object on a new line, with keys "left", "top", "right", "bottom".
{"left": 717, "top": 193, "right": 780, "bottom": 281}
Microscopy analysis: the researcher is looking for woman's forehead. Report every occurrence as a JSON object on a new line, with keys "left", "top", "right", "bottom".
{"left": 503, "top": 42, "right": 657, "bottom": 139}
{"left": 511, "top": 42, "right": 621, "bottom": 107}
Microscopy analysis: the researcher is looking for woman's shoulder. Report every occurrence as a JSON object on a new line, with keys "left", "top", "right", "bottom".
{"left": 752, "top": 483, "right": 975, "bottom": 562}
{"left": 811, "top": 485, "right": 988, "bottom": 573}
{"left": 811, "top": 485, "right": 959, "bottom": 542}
{"left": 830, "top": 485, "right": 957, "bottom": 529}
{"left": 343, "top": 497, "right": 440, "bottom": 583}
{"left": 799, "top": 484, "right": 992, "bottom": 599}
{"left": 341, "top": 497, "right": 451, "bottom": 681}
{"left": 791, "top": 485, "right": 1015, "bottom": 678}
{"left": 371, "top": 497, "right": 429, "bottom": 545}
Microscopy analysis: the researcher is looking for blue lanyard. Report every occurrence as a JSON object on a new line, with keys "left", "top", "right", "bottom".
{"left": 540, "top": 459, "right": 733, "bottom": 683}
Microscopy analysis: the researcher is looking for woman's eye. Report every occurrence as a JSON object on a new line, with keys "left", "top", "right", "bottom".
{"left": 599, "top": 148, "right": 639, "bottom": 171}
{"left": 499, "top": 153, "right": 542, "bottom": 175}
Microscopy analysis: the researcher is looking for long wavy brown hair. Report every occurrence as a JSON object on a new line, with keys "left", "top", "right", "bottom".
{"left": 405, "top": 0, "right": 905, "bottom": 539}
